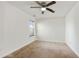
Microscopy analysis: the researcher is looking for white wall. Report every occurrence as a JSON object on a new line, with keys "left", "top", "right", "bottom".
{"left": 0, "top": 2, "right": 4, "bottom": 55}
{"left": 37, "top": 17, "right": 65, "bottom": 42}
{"left": 0, "top": 2, "right": 36, "bottom": 57}
{"left": 65, "top": 2, "right": 79, "bottom": 56}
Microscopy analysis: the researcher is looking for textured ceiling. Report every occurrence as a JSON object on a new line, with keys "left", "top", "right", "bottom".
{"left": 7, "top": 1, "right": 77, "bottom": 18}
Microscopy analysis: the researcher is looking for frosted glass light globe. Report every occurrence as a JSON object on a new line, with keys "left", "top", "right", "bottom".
{"left": 41, "top": 8, "right": 46, "bottom": 11}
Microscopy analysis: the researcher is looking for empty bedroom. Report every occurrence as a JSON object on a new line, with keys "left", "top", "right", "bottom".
{"left": 0, "top": 0, "right": 79, "bottom": 58}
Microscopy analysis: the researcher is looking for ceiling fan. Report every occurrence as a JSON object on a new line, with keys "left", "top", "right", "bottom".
{"left": 30, "top": 1, "right": 56, "bottom": 14}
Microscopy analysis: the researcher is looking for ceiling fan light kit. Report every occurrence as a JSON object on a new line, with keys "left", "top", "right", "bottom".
{"left": 41, "top": 8, "right": 46, "bottom": 11}
{"left": 31, "top": 1, "right": 56, "bottom": 14}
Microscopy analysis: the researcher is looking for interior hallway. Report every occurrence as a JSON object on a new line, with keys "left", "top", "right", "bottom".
{"left": 4, "top": 40, "right": 78, "bottom": 58}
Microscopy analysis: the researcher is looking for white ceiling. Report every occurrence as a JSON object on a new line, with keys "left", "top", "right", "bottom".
{"left": 7, "top": 1, "right": 77, "bottom": 18}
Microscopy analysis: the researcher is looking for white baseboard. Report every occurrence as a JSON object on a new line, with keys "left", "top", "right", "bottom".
{"left": 1, "top": 38, "right": 37, "bottom": 58}
{"left": 66, "top": 43, "right": 79, "bottom": 57}
{"left": 37, "top": 40, "right": 65, "bottom": 43}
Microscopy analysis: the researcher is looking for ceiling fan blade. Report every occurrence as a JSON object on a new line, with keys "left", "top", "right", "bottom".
{"left": 35, "top": 1, "right": 44, "bottom": 7}
{"left": 31, "top": 6, "right": 41, "bottom": 8}
{"left": 46, "top": 8, "right": 55, "bottom": 13}
{"left": 46, "top": 1, "right": 56, "bottom": 7}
